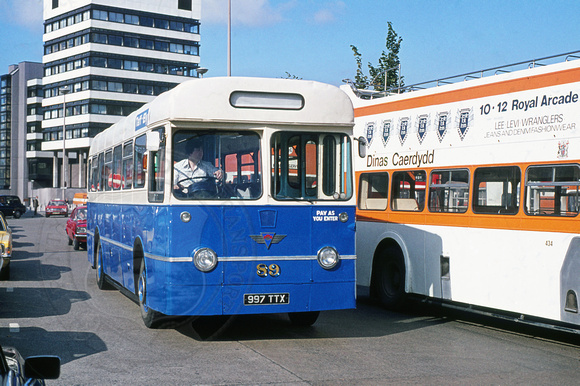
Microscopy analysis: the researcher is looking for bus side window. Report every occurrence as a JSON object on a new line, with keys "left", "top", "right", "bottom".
{"left": 391, "top": 170, "right": 426, "bottom": 212}
{"left": 525, "top": 164, "right": 580, "bottom": 217}
{"left": 97, "top": 152, "right": 104, "bottom": 191}
{"left": 122, "top": 141, "right": 133, "bottom": 189}
{"left": 428, "top": 169, "right": 469, "bottom": 213}
{"left": 472, "top": 166, "right": 521, "bottom": 215}
{"left": 104, "top": 150, "right": 113, "bottom": 191}
{"left": 134, "top": 134, "right": 146, "bottom": 188}
{"left": 358, "top": 172, "right": 388, "bottom": 210}
{"left": 148, "top": 129, "right": 165, "bottom": 203}
{"left": 112, "top": 145, "right": 122, "bottom": 190}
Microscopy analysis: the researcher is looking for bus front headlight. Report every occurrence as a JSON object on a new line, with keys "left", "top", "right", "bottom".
{"left": 317, "top": 246, "right": 339, "bottom": 270}
{"left": 193, "top": 248, "right": 218, "bottom": 272}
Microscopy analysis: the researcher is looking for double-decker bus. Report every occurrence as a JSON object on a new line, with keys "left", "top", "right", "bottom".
{"left": 86, "top": 77, "right": 356, "bottom": 328}
{"left": 343, "top": 52, "right": 580, "bottom": 329}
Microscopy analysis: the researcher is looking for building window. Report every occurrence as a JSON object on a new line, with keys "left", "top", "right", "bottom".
{"left": 52, "top": 0, "right": 58, "bottom": 9}
{"left": 178, "top": 0, "right": 192, "bottom": 10}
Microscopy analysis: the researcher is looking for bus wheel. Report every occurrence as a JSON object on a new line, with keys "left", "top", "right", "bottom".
{"left": 288, "top": 311, "right": 320, "bottom": 327}
{"left": 96, "top": 241, "right": 111, "bottom": 290}
{"left": 138, "top": 259, "right": 164, "bottom": 328}
{"left": 374, "top": 247, "right": 406, "bottom": 309}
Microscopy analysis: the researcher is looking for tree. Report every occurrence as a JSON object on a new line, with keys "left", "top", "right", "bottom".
{"left": 351, "top": 22, "right": 404, "bottom": 92}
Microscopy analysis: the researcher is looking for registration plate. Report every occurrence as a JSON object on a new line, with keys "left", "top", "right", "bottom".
{"left": 244, "top": 293, "right": 289, "bottom": 305}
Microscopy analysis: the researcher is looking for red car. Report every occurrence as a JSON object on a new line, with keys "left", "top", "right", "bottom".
{"left": 66, "top": 206, "right": 87, "bottom": 250}
{"left": 46, "top": 199, "right": 68, "bottom": 217}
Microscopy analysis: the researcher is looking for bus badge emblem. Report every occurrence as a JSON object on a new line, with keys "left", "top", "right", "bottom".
{"left": 457, "top": 108, "right": 473, "bottom": 140}
{"left": 399, "top": 117, "right": 409, "bottom": 145}
{"left": 365, "top": 122, "right": 375, "bottom": 147}
{"left": 436, "top": 111, "right": 449, "bottom": 142}
{"left": 250, "top": 233, "right": 287, "bottom": 249}
{"left": 416, "top": 115, "right": 429, "bottom": 144}
{"left": 381, "top": 120, "right": 391, "bottom": 146}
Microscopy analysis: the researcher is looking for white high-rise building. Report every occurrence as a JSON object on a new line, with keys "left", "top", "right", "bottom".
{"left": 35, "top": 0, "right": 201, "bottom": 195}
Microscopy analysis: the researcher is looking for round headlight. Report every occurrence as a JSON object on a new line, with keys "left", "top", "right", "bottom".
{"left": 193, "top": 248, "right": 218, "bottom": 272}
{"left": 339, "top": 212, "right": 349, "bottom": 223}
{"left": 317, "top": 246, "right": 339, "bottom": 270}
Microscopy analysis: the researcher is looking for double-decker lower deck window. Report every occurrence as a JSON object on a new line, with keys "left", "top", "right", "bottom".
{"left": 525, "top": 164, "right": 580, "bottom": 217}
{"left": 391, "top": 170, "right": 426, "bottom": 211}
{"left": 429, "top": 169, "right": 469, "bottom": 213}
{"left": 358, "top": 172, "right": 388, "bottom": 210}
{"left": 472, "top": 166, "right": 520, "bottom": 214}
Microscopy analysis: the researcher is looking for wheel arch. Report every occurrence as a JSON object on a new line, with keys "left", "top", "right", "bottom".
{"left": 369, "top": 232, "right": 413, "bottom": 295}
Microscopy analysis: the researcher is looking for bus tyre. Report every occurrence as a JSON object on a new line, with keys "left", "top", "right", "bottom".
{"left": 96, "top": 242, "right": 111, "bottom": 290}
{"left": 138, "top": 259, "right": 164, "bottom": 328}
{"left": 375, "top": 247, "right": 406, "bottom": 309}
{"left": 288, "top": 311, "right": 320, "bottom": 327}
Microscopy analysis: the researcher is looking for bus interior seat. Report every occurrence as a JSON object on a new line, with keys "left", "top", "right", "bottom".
{"left": 392, "top": 198, "right": 419, "bottom": 211}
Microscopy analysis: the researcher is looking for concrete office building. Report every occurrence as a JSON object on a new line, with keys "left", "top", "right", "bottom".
{"left": 0, "top": 62, "right": 44, "bottom": 203}
{"left": 34, "top": 0, "right": 201, "bottom": 200}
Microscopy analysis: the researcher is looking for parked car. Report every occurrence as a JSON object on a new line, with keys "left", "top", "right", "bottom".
{"left": 0, "top": 195, "right": 26, "bottom": 219}
{"left": 45, "top": 199, "right": 68, "bottom": 217}
{"left": 66, "top": 206, "right": 87, "bottom": 250}
{"left": 0, "top": 213, "right": 12, "bottom": 281}
{"left": 0, "top": 342, "right": 60, "bottom": 385}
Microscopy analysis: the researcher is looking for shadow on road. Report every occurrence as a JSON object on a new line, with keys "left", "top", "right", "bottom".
{"left": 0, "top": 326, "right": 106, "bottom": 365}
{"left": 0, "top": 287, "right": 90, "bottom": 318}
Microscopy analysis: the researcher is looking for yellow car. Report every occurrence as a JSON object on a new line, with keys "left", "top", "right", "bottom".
{"left": 0, "top": 213, "right": 12, "bottom": 280}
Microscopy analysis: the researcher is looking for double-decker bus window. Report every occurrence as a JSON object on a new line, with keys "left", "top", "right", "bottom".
{"left": 428, "top": 169, "right": 469, "bottom": 213}
{"left": 472, "top": 166, "right": 520, "bottom": 214}
{"left": 272, "top": 132, "right": 351, "bottom": 200}
{"left": 358, "top": 172, "right": 388, "bottom": 210}
{"left": 149, "top": 128, "right": 165, "bottom": 203}
{"left": 391, "top": 171, "right": 426, "bottom": 211}
{"left": 173, "top": 131, "right": 261, "bottom": 200}
{"left": 112, "top": 145, "right": 122, "bottom": 190}
{"left": 525, "top": 164, "right": 580, "bottom": 217}
{"left": 122, "top": 141, "right": 133, "bottom": 189}
{"left": 134, "top": 134, "right": 146, "bottom": 188}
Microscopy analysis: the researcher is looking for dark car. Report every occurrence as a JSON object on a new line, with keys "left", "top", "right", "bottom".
{"left": 0, "top": 342, "right": 60, "bottom": 385}
{"left": 0, "top": 196, "right": 26, "bottom": 219}
{"left": 45, "top": 199, "right": 68, "bottom": 217}
{"left": 66, "top": 206, "right": 87, "bottom": 250}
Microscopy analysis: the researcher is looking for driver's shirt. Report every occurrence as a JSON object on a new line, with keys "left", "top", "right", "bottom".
{"left": 174, "top": 158, "right": 217, "bottom": 188}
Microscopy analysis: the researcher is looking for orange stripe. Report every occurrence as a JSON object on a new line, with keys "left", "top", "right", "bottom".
{"left": 354, "top": 66, "right": 580, "bottom": 118}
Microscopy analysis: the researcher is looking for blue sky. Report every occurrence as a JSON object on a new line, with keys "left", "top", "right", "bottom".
{"left": 2, "top": 0, "right": 580, "bottom": 87}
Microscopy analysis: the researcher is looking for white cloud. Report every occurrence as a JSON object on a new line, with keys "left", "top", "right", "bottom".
{"left": 0, "top": 0, "right": 43, "bottom": 28}
{"left": 202, "top": 0, "right": 296, "bottom": 27}
{"left": 312, "top": 1, "right": 346, "bottom": 24}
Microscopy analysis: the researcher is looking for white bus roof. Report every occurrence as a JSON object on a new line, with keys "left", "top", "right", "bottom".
{"left": 90, "top": 77, "right": 354, "bottom": 153}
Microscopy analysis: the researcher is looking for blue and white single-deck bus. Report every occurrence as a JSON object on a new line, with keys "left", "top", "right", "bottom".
{"left": 86, "top": 77, "right": 356, "bottom": 328}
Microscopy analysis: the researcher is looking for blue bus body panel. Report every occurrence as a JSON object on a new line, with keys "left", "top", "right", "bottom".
{"left": 88, "top": 203, "right": 356, "bottom": 316}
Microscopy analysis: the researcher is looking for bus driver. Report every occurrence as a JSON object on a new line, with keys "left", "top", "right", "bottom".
{"left": 173, "top": 138, "right": 223, "bottom": 198}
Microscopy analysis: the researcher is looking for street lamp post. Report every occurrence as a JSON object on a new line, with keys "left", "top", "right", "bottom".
{"left": 59, "top": 86, "right": 70, "bottom": 200}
